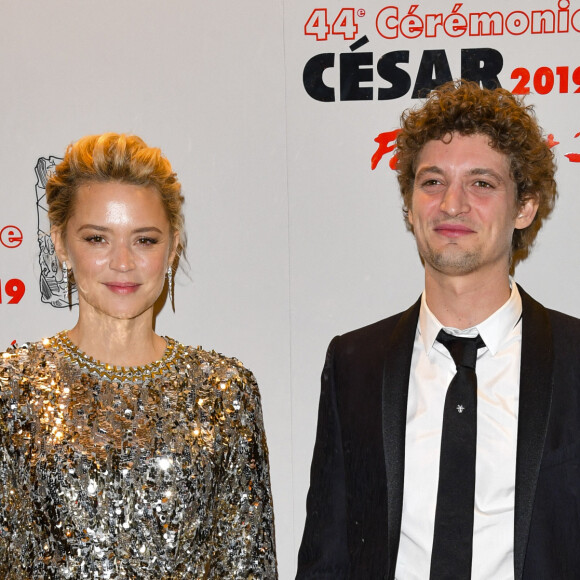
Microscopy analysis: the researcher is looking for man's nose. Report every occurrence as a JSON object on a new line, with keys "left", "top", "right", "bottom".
{"left": 439, "top": 182, "right": 470, "bottom": 216}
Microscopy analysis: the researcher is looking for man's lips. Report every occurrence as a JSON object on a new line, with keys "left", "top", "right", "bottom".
{"left": 104, "top": 282, "right": 141, "bottom": 294}
{"left": 433, "top": 223, "right": 475, "bottom": 238}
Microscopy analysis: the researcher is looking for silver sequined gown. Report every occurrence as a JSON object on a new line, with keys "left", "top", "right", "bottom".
{"left": 0, "top": 333, "right": 277, "bottom": 579}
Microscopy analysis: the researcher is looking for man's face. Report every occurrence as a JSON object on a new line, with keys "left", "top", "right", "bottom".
{"left": 408, "top": 132, "right": 537, "bottom": 280}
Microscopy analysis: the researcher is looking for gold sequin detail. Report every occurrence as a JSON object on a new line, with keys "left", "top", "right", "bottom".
{"left": 0, "top": 335, "right": 277, "bottom": 579}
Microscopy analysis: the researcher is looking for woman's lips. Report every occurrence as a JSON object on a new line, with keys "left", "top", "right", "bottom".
{"left": 104, "top": 282, "right": 141, "bottom": 294}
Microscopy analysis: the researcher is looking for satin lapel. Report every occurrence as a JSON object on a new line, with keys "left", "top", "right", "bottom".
{"left": 382, "top": 298, "right": 420, "bottom": 579}
{"left": 513, "top": 286, "right": 554, "bottom": 580}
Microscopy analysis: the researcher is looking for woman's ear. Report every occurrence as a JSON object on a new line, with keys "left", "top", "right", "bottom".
{"left": 51, "top": 226, "right": 68, "bottom": 265}
{"left": 169, "top": 231, "right": 180, "bottom": 267}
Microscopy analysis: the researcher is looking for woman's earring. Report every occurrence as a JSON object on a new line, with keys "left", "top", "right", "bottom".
{"left": 62, "top": 260, "right": 73, "bottom": 307}
{"left": 167, "top": 266, "right": 174, "bottom": 306}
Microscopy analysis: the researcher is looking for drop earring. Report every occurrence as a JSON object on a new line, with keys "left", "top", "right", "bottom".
{"left": 167, "top": 266, "right": 174, "bottom": 306}
{"left": 62, "top": 260, "right": 72, "bottom": 307}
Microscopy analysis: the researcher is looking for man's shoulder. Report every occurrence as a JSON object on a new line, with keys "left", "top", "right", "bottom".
{"left": 545, "top": 308, "right": 580, "bottom": 358}
{"left": 546, "top": 307, "right": 580, "bottom": 329}
{"left": 519, "top": 286, "right": 580, "bottom": 366}
{"left": 519, "top": 284, "right": 580, "bottom": 332}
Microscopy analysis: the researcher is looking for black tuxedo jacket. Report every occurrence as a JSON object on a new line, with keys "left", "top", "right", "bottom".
{"left": 296, "top": 287, "right": 580, "bottom": 579}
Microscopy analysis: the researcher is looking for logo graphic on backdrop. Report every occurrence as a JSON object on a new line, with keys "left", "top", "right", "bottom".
{"left": 0, "top": 226, "right": 23, "bottom": 249}
{"left": 0, "top": 223, "right": 25, "bottom": 305}
{"left": 302, "top": 3, "right": 580, "bottom": 101}
{"left": 0, "top": 225, "right": 25, "bottom": 304}
{"left": 370, "top": 128, "right": 580, "bottom": 171}
{"left": 565, "top": 130, "right": 580, "bottom": 162}
{"left": 35, "top": 156, "right": 78, "bottom": 308}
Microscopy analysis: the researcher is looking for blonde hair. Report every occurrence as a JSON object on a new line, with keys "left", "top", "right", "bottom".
{"left": 46, "top": 133, "right": 185, "bottom": 255}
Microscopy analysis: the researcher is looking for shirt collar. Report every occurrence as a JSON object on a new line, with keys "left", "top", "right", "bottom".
{"left": 419, "top": 279, "right": 522, "bottom": 356}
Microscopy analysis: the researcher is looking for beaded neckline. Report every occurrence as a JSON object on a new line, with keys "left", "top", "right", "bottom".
{"left": 50, "top": 331, "right": 182, "bottom": 381}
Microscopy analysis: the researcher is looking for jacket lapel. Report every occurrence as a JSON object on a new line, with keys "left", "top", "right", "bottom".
{"left": 513, "top": 286, "right": 554, "bottom": 579}
{"left": 382, "top": 298, "right": 421, "bottom": 579}
{"left": 380, "top": 288, "right": 554, "bottom": 578}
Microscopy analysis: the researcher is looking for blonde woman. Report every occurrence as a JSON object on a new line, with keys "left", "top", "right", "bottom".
{"left": 0, "top": 134, "right": 277, "bottom": 578}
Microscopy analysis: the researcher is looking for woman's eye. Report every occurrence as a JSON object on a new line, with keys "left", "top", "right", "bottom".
{"left": 84, "top": 235, "right": 105, "bottom": 243}
{"left": 137, "top": 237, "right": 158, "bottom": 245}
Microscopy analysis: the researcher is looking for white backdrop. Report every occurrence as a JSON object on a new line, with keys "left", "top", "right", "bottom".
{"left": 2, "top": 1, "right": 580, "bottom": 577}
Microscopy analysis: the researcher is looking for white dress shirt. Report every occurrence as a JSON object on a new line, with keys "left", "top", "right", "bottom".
{"left": 395, "top": 283, "right": 522, "bottom": 580}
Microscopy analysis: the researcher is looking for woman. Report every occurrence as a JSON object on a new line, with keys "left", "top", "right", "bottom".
{"left": 0, "top": 134, "right": 277, "bottom": 578}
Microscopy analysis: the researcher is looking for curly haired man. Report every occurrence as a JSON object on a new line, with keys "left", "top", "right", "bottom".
{"left": 297, "top": 81, "right": 578, "bottom": 580}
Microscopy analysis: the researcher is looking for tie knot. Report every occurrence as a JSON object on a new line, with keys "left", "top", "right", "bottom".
{"left": 436, "top": 329, "right": 485, "bottom": 370}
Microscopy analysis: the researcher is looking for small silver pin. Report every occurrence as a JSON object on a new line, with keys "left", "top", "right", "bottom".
{"left": 456, "top": 405, "right": 465, "bottom": 413}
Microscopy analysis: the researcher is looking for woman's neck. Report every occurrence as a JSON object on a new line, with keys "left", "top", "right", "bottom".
{"left": 67, "top": 312, "right": 166, "bottom": 367}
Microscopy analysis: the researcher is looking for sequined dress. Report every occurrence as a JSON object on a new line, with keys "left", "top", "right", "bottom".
{"left": 0, "top": 333, "right": 277, "bottom": 579}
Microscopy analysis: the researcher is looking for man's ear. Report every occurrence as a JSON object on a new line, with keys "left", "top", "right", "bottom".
{"left": 515, "top": 196, "right": 539, "bottom": 230}
{"left": 51, "top": 226, "right": 68, "bottom": 265}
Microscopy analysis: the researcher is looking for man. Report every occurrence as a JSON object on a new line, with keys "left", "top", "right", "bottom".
{"left": 296, "top": 80, "right": 580, "bottom": 579}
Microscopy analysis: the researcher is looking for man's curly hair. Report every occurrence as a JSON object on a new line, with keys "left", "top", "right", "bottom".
{"left": 396, "top": 80, "right": 557, "bottom": 263}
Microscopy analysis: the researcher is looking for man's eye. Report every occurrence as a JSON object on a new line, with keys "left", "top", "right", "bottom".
{"left": 421, "top": 179, "right": 443, "bottom": 188}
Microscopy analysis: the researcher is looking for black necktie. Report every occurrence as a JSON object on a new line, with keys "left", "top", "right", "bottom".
{"left": 430, "top": 330, "right": 485, "bottom": 580}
